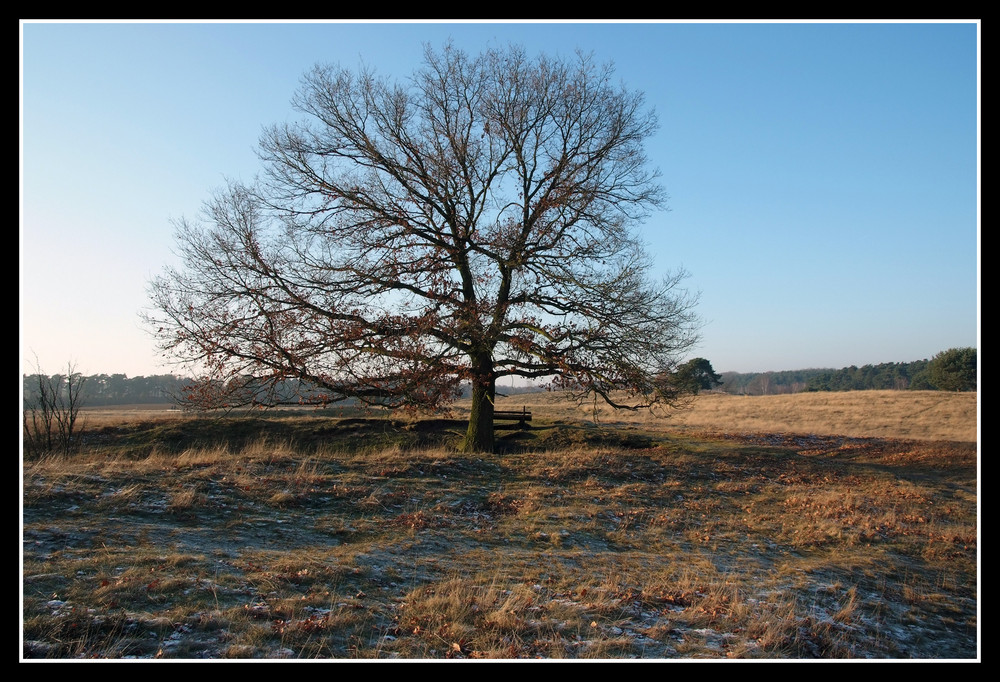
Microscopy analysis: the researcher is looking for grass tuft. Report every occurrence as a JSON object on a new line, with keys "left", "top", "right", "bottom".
{"left": 22, "top": 394, "right": 977, "bottom": 659}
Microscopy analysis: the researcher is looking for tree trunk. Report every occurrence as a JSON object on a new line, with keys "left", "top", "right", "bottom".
{"left": 461, "top": 356, "right": 496, "bottom": 453}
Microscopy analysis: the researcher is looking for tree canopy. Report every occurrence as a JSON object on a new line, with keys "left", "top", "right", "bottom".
{"left": 148, "top": 44, "right": 699, "bottom": 452}
{"left": 667, "top": 358, "right": 723, "bottom": 395}
{"left": 927, "top": 347, "right": 977, "bottom": 392}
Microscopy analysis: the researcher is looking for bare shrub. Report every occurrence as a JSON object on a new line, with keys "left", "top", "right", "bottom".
{"left": 23, "top": 359, "right": 87, "bottom": 458}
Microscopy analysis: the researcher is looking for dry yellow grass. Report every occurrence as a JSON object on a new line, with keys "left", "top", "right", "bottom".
{"left": 24, "top": 429, "right": 977, "bottom": 659}
{"left": 78, "top": 405, "right": 188, "bottom": 429}
{"left": 491, "top": 390, "right": 977, "bottom": 442}
{"left": 24, "top": 398, "right": 978, "bottom": 659}
{"left": 79, "top": 390, "right": 978, "bottom": 443}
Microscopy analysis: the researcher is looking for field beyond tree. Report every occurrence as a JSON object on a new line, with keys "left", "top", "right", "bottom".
{"left": 22, "top": 391, "right": 978, "bottom": 659}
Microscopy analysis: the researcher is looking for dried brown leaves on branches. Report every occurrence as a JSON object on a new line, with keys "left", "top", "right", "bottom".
{"left": 147, "top": 44, "right": 699, "bottom": 451}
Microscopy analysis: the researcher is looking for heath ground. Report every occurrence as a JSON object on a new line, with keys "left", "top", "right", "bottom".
{"left": 22, "top": 390, "right": 978, "bottom": 659}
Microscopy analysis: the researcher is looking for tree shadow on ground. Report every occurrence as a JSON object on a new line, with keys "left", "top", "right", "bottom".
{"left": 80, "top": 415, "right": 669, "bottom": 457}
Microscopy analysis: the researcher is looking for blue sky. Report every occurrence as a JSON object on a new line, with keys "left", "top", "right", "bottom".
{"left": 20, "top": 20, "right": 979, "bottom": 377}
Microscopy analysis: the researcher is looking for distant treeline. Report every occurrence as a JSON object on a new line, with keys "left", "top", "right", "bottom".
{"left": 719, "top": 362, "right": 927, "bottom": 395}
{"left": 23, "top": 348, "right": 975, "bottom": 407}
{"left": 21, "top": 372, "right": 548, "bottom": 409}
{"left": 719, "top": 349, "right": 976, "bottom": 395}
{"left": 720, "top": 369, "right": 827, "bottom": 396}
{"left": 22, "top": 373, "right": 192, "bottom": 407}
{"left": 804, "top": 361, "right": 935, "bottom": 392}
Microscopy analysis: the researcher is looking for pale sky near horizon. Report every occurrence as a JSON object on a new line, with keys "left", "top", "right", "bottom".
{"left": 20, "top": 20, "right": 980, "bottom": 378}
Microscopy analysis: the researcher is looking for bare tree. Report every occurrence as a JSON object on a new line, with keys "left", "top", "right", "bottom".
{"left": 147, "top": 44, "right": 699, "bottom": 452}
{"left": 22, "top": 359, "right": 87, "bottom": 458}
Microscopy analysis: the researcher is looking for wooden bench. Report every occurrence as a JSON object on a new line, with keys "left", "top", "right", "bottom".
{"left": 493, "top": 407, "right": 532, "bottom": 425}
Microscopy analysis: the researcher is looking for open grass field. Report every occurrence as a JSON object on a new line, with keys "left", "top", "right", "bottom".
{"left": 491, "top": 389, "right": 978, "bottom": 443}
{"left": 22, "top": 391, "right": 978, "bottom": 660}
